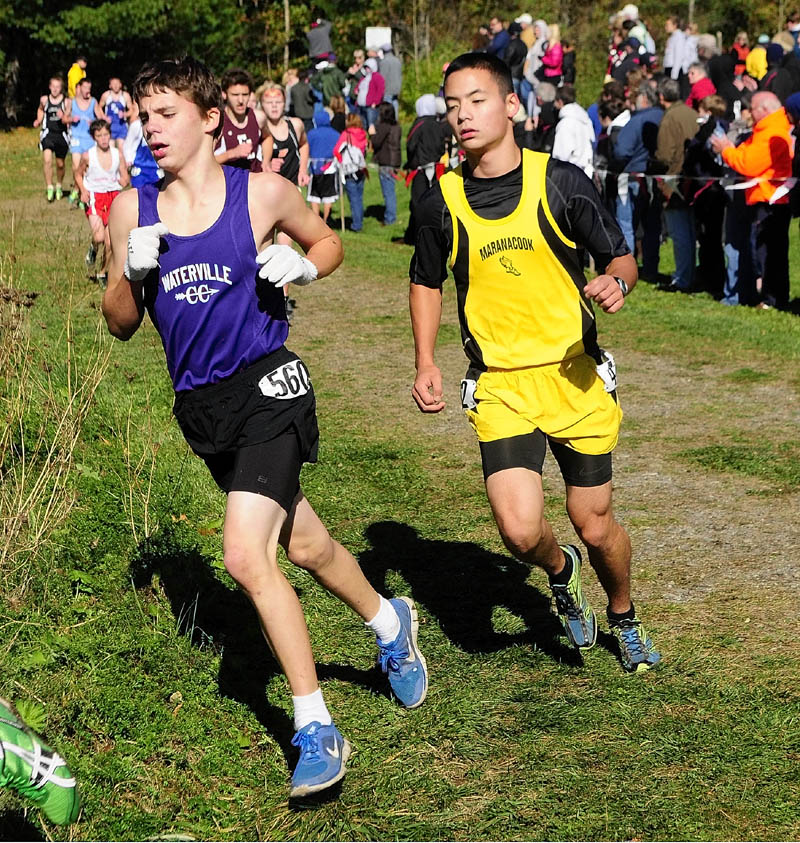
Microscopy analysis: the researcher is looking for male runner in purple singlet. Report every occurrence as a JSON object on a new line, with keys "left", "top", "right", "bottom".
{"left": 102, "top": 57, "right": 428, "bottom": 800}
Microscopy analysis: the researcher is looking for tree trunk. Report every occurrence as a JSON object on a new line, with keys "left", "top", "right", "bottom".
{"left": 284, "top": 0, "right": 290, "bottom": 73}
{"left": 3, "top": 57, "right": 20, "bottom": 124}
{"left": 412, "top": 0, "right": 419, "bottom": 86}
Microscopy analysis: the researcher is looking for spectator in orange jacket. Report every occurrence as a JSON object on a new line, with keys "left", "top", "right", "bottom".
{"left": 712, "top": 91, "right": 793, "bottom": 309}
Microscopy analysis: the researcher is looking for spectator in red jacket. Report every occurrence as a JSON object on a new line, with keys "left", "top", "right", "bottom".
{"left": 354, "top": 58, "right": 385, "bottom": 131}
{"left": 686, "top": 62, "right": 716, "bottom": 109}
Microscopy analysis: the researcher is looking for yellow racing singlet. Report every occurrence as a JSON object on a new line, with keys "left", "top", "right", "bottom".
{"left": 439, "top": 148, "right": 598, "bottom": 371}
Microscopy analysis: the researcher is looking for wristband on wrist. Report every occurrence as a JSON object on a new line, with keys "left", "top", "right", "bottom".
{"left": 613, "top": 276, "right": 629, "bottom": 296}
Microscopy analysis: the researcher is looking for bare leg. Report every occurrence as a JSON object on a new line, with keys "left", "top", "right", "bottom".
{"left": 223, "top": 491, "right": 320, "bottom": 696}
{"left": 55, "top": 156, "right": 65, "bottom": 186}
{"left": 101, "top": 225, "right": 112, "bottom": 274}
{"left": 485, "top": 467, "right": 565, "bottom": 575}
{"left": 88, "top": 214, "right": 105, "bottom": 246}
{"left": 42, "top": 149, "right": 53, "bottom": 186}
{"left": 565, "top": 482, "right": 632, "bottom": 613}
{"left": 70, "top": 153, "right": 82, "bottom": 191}
{"left": 279, "top": 493, "right": 380, "bottom": 621}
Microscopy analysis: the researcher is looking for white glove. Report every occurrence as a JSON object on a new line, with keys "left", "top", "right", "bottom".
{"left": 256, "top": 244, "right": 318, "bottom": 288}
{"left": 124, "top": 222, "right": 169, "bottom": 282}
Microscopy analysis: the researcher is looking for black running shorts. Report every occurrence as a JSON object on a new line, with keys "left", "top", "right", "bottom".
{"left": 40, "top": 131, "right": 69, "bottom": 158}
{"left": 479, "top": 430, "right": 613, "bottom": 487}
{"left": 172, "top": 347, "right": 319, "bottom": 511}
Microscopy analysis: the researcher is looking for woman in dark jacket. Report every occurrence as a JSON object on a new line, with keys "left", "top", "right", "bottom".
{"left": 369, "top": 101, "right": 402, "bottom": 225}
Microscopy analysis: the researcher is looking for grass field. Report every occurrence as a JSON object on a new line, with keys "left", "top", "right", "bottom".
{"left": 1, "top": 126, "right": 800, "bottom": 841}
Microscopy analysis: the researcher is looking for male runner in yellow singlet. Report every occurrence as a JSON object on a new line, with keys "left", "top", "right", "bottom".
{"left": 409, "top": 52, "right": 660, "bottom": 672}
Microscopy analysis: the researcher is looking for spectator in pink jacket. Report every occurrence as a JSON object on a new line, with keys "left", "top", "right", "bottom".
{"left": 333, "top": 113, "right": 369, "bottom": 232}
{"left": 539, "top": 23, "right": 564, "bottom": 82}
{"left": 355, "top": 58, "right": 385, "bottom": 131}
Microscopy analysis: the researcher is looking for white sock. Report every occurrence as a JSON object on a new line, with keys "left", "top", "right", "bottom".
{"left": 365, "top": 595, "right": 402, "bottom": 644}
{"left": 292, "top": 688, "right": 332, "bottom": 731}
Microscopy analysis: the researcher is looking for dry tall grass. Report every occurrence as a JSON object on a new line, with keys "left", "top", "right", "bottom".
{"left": 0, "top": 215, "right": 112, "bottom": 599}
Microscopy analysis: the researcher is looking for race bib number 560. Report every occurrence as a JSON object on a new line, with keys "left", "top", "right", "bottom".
{"left": 258, "top": 360, "right": 311, "bottom": 400}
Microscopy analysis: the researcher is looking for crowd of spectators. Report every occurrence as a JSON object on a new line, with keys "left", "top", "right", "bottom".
{"left": 274, "top": 9, "right": 800, "bottom": 309}
{"left": 458, "top": 5, "right": 800, "bottom": 309}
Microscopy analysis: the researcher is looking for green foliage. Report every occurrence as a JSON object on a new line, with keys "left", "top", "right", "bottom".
{"left": 14, "top": 700, "right": 47, "bottom": 733}
{"left": 2, "top": 0, "right": 795, "bottom": 123}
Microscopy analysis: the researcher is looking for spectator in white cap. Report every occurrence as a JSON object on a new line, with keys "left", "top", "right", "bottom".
{"left": 379, "top": 42, "right": 402, "bottom": 118}
{"left": 515, "top": 13, "right": 535, "bottom": 48}
{"left": 620, "top": 4, "right": 656, "bottom": 54}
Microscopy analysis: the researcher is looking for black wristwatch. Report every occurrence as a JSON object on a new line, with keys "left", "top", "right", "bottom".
{"left": 613, "top": 276, "right": 629, "bottom": 296}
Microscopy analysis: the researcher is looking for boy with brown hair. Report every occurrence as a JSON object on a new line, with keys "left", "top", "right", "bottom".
{"left": 102, "top": 56, "right": 428, "bottom": 799}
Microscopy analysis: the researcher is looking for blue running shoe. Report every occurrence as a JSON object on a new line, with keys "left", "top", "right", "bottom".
{"left": 550, "top": 545, "right": 598, "bottom": 649}
{"left": 289, "top": 721, "right": 350, "bottom": 798}
{"left": 376, "top": 597, "right": 428, "bottom": 709}
{"left": 609, "top": 615, "right": 662, "bottom": 673}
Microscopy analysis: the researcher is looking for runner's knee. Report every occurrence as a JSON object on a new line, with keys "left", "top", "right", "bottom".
{"left": 286, "top": 531, "right": 335, "bottom": 573}
{"left": 570, "top": 509, "right": 615, "bottom": 550}
{"left": 223, "top": 543, "right": 277, "bottom": 591}
{"left": 496, "top": 514, "right": 546, "bottom": 558}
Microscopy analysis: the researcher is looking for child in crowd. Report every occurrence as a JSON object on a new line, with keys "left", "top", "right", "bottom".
{"left": 334, "top": 113, "right": 368, "bottom": 232}
{"left": 369, "top": 101, "right": 402, "bottom": 225}
{"left": 306, "top": 110, "right": 340, "bottom": 223}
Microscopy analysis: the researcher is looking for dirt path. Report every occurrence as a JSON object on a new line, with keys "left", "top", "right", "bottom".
{"left": 294, "top": 264, "right": 800, "bottom": 634}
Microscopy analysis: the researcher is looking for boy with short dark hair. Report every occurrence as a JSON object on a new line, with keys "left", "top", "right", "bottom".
{"left": 410, "top": 51, "right": 660, "bottom": 673}
{"left": 102, "top": 57, "right": 428, "bottom": 799}
{"left": 214, "top": 67, "right": 264, "bottom": 171}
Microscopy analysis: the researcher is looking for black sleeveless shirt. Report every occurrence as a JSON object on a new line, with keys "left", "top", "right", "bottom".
{"left": 270, "top": 119, "right": 301, "bottom": 185}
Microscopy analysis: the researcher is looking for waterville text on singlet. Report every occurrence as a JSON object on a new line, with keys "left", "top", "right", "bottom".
{"left": 479, "top": 236, "right": 535, "bottom": 262}
{"left": 161, "top": 262, "right": 233, "bottom": 294}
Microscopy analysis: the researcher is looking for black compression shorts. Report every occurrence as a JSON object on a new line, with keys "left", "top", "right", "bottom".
{"left": 479, "top": 430, "right": 613, "bottom": 487}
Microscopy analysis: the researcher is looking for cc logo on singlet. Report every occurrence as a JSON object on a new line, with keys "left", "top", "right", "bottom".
{"left": 174, "top": 284, "right": 220, "bottom": 304}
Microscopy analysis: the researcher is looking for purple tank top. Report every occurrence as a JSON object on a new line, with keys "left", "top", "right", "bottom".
{"left": 139, "top": 166, "right": 288, "bottom": 391}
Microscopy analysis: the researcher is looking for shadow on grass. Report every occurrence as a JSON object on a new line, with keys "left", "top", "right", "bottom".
{"left": 130, "top": 530, "right": 385, "bottom": 772}
{"left": 358, "top": 520, "right": 580, "bottom": 665}
{"left": 364, "top": 203, "right": 385, "bottom": 222}
{"left": 0, "top": 810, "right": 45, "bottom": 841}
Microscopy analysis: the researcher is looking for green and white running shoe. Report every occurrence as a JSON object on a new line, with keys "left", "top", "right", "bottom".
{"left": 46, "top": 186, "right": 55, "bottom": 203}
{"left": 550, "top": 544, "right": 598, "bottom": 649}
{"left": 0, "top": 698, "right": 80, "bottom": 825}
{"left": 55, "top": 186, "right": 63, "bottom": 201}
{"left": 609, "top": 615, "right": 661, "bottom": 673}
